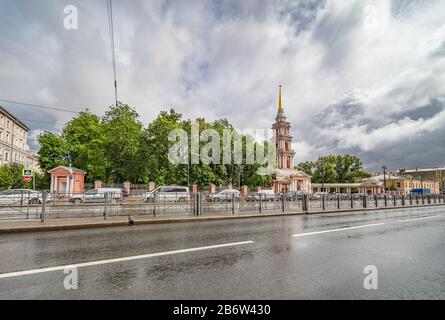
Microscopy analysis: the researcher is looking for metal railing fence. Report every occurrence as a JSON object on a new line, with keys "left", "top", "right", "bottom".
{"left": 0, "top": 190, "right": 444, "bottom": 222}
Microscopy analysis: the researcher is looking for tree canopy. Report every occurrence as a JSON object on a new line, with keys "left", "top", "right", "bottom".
{"left": 37, "top": 104, "right": 370, "bottom": 189}
{"left": 37, "top": 104, "right": 272, "bottom": 189}
{"left": 297, "top": 155, "right": 371, "bottom": 183}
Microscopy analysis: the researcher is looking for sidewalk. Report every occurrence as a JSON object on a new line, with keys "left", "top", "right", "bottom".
{"left": 0, "top": 203, "right": 443, "bottom": 234}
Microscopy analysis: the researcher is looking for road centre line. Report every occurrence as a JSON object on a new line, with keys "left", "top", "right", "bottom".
{"left": 293, "top": 213, "right": 442, "bottom": 237}
{"left": 398, "top": 215, "right": 440, "bottom": 222}
{"left": 292, "top": 222, "right": 386, "bottom": 237}
{"left": 0, "top": 240, "right": 254, "bottom": 279}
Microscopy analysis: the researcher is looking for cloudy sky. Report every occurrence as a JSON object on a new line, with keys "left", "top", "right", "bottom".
{"left": 1, "top": 0, "right": 444, "bottom": 172}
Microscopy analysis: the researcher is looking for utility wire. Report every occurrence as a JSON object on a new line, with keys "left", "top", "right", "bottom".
{"left": 20, "top": 118, "right": 67, "bottom": 126}
{"left": 106, "top": 0, "right": 118, "bottom": 107}
{"left": 0, "top": 98, "right": 79, "bottom": 114}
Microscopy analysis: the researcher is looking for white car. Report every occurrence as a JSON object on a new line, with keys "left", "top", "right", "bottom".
{"left": 312, "top": 192, "right": 329, "bottom": 199}
{"left": 143, "top": 186, "right": 189, "bottom": 203}
{"left": 69, "top": 188, "right": 123, "bottom": 204}
{"left": 0, "top": 189, "right": 49, "bottom": 205}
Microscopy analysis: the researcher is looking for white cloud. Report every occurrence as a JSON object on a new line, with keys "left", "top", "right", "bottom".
{"left": 0, "top": 0, "right": 445, "bottom": 168}
{"left": 321, "top": 109, "right": 445, "bottom": 152}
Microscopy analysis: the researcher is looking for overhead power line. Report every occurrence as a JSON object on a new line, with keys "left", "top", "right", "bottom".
{"left": 20, "top": 118, "right": 67, "bottom": 126}
{"left": 106, "top": 0, "right": 118, "bottom": 107}
{"left": 0, "top": 98, "right": 79, "bottom": 114}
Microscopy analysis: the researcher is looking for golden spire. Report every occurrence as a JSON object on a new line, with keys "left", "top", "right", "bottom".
{"left": 278, "top": 84, "right": 283, "bottom": 113}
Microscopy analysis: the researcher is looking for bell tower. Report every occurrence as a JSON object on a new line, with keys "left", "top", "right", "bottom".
{"left": 272, "top": 85, "right": 295, "bottom": 170}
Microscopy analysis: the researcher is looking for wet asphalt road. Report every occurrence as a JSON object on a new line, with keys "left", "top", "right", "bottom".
{"left": 0, "top": 206, "right": 444, "bottom": 299}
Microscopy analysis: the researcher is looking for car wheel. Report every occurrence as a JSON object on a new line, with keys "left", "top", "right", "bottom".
{"left": 30, "top": 198, "right": 38, "bottom": 204}
{"left": 74, "top": 198, "right": 82, "bottom": 205}
{"left": 177, "top": 197, "right": 185, "bottom": 202}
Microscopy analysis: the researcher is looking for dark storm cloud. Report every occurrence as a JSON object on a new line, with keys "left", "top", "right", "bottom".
{"left": 307, "top": 97, "right": 445, "bottom": 171}
{"left": 1, "top": 0, "right": 445, "bottom": 172}
{"left": 393, "top": 99, "right": 444, "bottom": 121}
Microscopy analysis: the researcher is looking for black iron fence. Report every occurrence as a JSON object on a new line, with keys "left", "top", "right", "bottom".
{"left": 0, "top": 191, "right": 444, "bottom": 221}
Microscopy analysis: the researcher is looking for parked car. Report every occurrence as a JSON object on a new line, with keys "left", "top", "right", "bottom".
{"left": 69, "top": 188, "right": 123, "bottom": 204}
{"left": 142, "top": 186, "right": 189, "bottom": 203}
{"left": 0, "top": 189, "right": 50, "bottom": 205}
{"left": 286, "top": 190, "right": 307, "bottom": 201}
{"left": 206, "top": 189, "right": 240, "bottom": 202}
{"left": 121, "top": 188, "right": 130, "bottom": 197}
{"left": 246, "top": 190, "right": 277, "bottom": 202}
{"left": 327, "top": 193, "right": 349, "bottom": 200}
{"left": 311, "top": 192, "right": 329, "bottom": 199}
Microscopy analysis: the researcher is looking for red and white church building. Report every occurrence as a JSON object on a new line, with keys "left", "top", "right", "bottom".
{"left": 272, "top": 85, "right": 312, "bottom": 194}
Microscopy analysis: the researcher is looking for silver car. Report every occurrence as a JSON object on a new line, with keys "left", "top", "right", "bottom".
{"left": 246, "top": 190, "right": 277, "bottom": 202}
{"left": 143, "top": 186, "right": 189, "bottom": 203}
{"left": 69, "top": 188, "right": 123, "bottom": 204}
{"left": 0, "top": 189, "right": 48, "bottom": 205}
{"left": 206, "top": 189, "right": 240, "bottom": 202}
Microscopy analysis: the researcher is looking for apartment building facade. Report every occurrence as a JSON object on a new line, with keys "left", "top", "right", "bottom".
{"left": 398, "top": 168, "right": 445, "bottom": 193}
{"left": 0, "top": 106, "right": 40, "bottom": 172}
{"left": 374, "top": 173, "right": 440, "bottom": 195}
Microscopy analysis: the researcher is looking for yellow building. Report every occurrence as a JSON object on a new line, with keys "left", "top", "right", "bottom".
{"left": 375, "top": 174, "right": 440, "bottom": 195}
{"left": 398, "top": 167, "right": 445, "bottom": 193}
{"left": 311, "top": 177, "right": 384, "bottom": 195}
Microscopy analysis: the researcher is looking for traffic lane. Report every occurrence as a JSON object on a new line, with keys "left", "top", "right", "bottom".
{"left": 0, "top": 214, "right": 444, "bottom": 299}
{"left": 0, "top": 206, "right": 443, "bottom": 274}
{"left": 305, "top": 205, "right": 445, "bottom": 228}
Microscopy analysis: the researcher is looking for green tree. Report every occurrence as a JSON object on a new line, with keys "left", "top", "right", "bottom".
{"left": 63, "top": 110, "right": 107, "bottom": 182}
{"left": 296, "top": 161, "right": 314, "bottom": 176}
{"left": 34, "top": 172, "right": 50, "bottom": 190}
{"left": 37, "top": 132, "right": 69, "bottom": 174}
{"left": 0, "top": 165, "right": 13, "bottom": 190}
{"left": 36, "top": 104, "right": 277, "bottom": 189}
{"left": 297, "top": 154, "right": 370, "bottom": 183}
{"left": 103, "top": 103, "right": 146, "bottom": 183}
{"left": 0, "top": 163, "right": 30, "bottom": 190}
{"left": 144, "top": 109, "right": 185, "bottom": 185}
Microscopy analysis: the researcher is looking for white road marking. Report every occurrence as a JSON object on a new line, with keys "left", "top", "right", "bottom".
{"left": 398, "top": 215, "right": 440, "bottom": 223}
{"left": 0, "top": 240, "right": 254, "bottom": 279}
{"left": 292, "top": 222, "right": 386, "bottom": 237}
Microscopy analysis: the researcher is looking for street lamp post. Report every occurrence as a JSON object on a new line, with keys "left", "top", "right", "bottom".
{"left": 416, "top": 167, "right": 423, "bottom": 195}
{"left": 382, "top": 166, "right": 387, "bottom": 194}
{"left": 319, "top": 156, "right": 325, "bottom": 193}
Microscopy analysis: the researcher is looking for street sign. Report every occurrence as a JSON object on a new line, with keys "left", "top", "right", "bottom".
{"left": 23, "top": 176, "right": 32, "bottom": 183}
{"left": 22, "top": 168, "right": 33, "bottom": 176}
